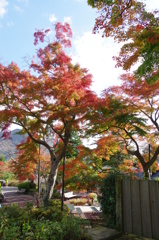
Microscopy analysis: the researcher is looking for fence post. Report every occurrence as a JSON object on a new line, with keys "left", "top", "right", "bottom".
{"left": 115, "top": 176, "right": 123, "bottom": 231}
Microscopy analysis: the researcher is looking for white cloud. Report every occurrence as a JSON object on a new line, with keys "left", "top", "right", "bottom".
{"left": 0, "top": 0, "right": 8, "bottom": 18}
{"left": 145, "top": 0, "right": 158, "bottom": 11}
{"left": 7, "top": 21, "right": 14, "bottom": 27}
{"left": 63, "top": 16, "right": 72, "bottom": 24}
{"left": 14, "top": 5, "right": 23, "bottom": 13}
{"left": 49, "top": 13, "right": 57, "bottom": 23}
{"left": 72, "top": 32, "right": 124, "bottom": 95}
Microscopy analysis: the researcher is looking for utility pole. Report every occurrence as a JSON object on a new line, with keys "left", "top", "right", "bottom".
{"left": 148, "top": 143, "right": 151, "bottom": 180}
{"left": 61, "top": 155, "right": 65, "bottom": 211}
{"left": 38, "top": 144, "right": 41, "bottom": 195}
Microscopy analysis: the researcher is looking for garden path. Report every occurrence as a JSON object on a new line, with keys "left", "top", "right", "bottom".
{"left": 1, "top": 192, "right": 35, "bottom": 207}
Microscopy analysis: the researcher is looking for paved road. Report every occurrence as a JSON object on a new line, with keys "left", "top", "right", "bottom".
{"left": 1, "top": 186, "right": 18, "bottom": 194}
{"left": 0, "top": 187, "right": 36, "bottom": 207}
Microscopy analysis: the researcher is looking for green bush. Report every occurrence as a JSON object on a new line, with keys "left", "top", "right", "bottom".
{"left": 98, "top": 172, "right": 123, "bottom": 229}
{"left": 61, "top": 215, "right": 91, "bottom": 240}
{"left": 25, "top": 202, "right": 34, "bottom": 208}
{"left": 1, "top": 217, "right": 92, "bottom": 240}
{"left": 0, "top": 201, "right": 92, "bottom": 240}
{"left": 48, "top": 199, "right": 69, "bottom": 212}
{"left": 49, "top": 199, "right": 61, "bottom": 207}
{"left": 17, "top": 181, "right": 37, "bottom": 192}
{"left": 17, "top": 181, "right": 31, "bottom": 191}
{"left": 0, "top": 203, "right": 23, "bottom": 219}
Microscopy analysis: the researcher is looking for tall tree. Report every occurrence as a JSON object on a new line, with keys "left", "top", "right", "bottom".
{"left": 86, "top": 76, "right": 159, "bottom": 177}
{"left": 0, "top": 22, "right": 97, "bottom": 200}
{"left": 11, "top": 138, "right": 51, "bottom": 184}
{"left": 10, "top": 137, "right": 39, "bottom": 181}
{"left": 87, "top": 0, "right": 159, "bottom": 83}
{"left": 0, "top": 160, "right": 14, "bottom": 181}
{"left": 57, "top": 145, "right": 105, "bottom": 192}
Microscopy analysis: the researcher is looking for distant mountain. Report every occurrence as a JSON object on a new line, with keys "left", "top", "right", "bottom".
{"left": 0, "top": 129, "right": 26, "bottom": 161}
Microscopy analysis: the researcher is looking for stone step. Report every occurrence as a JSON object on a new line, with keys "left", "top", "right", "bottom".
{"left": 87, "top": 226, "right": 122, "bottom": 240}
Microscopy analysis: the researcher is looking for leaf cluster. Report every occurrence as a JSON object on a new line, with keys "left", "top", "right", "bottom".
{"left": 88, "top": 0, "right": 159, "bottom": 83}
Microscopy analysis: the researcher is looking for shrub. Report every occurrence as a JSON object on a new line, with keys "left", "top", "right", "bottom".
{"left": 17, "top": 181, "right": 31, "bottom": 191}
{"left": 69, "top": 198, "right": 87, "bottom": 206}
{"left": 98, "top": 172, "right": 122, "bottom": 229}
{"left": 49, "top": 199, "right": 69, "bottom": 213}
{"left": 17, "top": 181, "right": 37, "bottom": 192}
{"left": 25, "top": 202, "right": 34, "bottom": 208}
{"left": 1, "top": 224, "right": 21, "bottom": 240}
{"left": 49, "top": 199, "right": 61, "bottom": 208}
{"left": 0, "top": 201, "right": 92, "bottom": 240}
{"left": 61, "top": 215, "right": 92, "bottom": 240}
{"left": 69, "top": 199, "right": 74, "bottom": 204}
{"left": 88, "top": 193, "right": 97, "bottom": 200}
{"left": 69, "top": 198, "right": 77, "bottom": 205}
{"left": 80, "top": 198, "right": 88, "bottom": 205}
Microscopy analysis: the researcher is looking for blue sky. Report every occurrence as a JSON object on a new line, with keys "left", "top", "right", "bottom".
{"left": 0, "top": 0, "right": 158, "bottom": 95}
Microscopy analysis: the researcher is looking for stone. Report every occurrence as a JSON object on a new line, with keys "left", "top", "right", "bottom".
{"left": 87, "top": 226, "right": 121, "bottom": 240}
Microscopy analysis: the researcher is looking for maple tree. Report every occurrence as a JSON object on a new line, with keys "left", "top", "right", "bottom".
{"left": 86, "top": 75, "right": 159, "bottom": 178}
{"left": 59, "top": 143, "right": 136, "bottom": 192}
{"left": 0, "top": 161, "right": 5, "bottom": 179}
{"left": 11, "top": 138, "right": 51, "bottom": 187}
{"left": 10, "top": 137, "right": 39, "bottom": 181}
{"left": 0, "top": 22, "right": 97, "bottom": 200}
{"left": 95, "top": 139, "right": 137, "bottom": 175}
{"left": 58, "top": 130, "right": 139, "bottom": 192}
{"left": 0, "top": 160, "right": 14, "bottom": 181}
{"left": 57, "top": 145, "right": 105, "bottom": 192}
{"left": 88, "top": 0, "right": 159, "bottom": 83}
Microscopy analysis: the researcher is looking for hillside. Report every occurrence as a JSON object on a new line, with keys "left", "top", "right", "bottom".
{"left": 0, "top": 129, "right": 26, "bottom": 160}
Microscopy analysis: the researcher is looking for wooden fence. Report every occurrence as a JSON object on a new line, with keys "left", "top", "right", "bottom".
{"left": 116, "top": 178, "right": 159, "bottom": 239}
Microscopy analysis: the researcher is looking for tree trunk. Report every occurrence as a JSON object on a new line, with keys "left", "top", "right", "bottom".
{"left": 43, "top": 126, "right": 71, "bottom": 202}
{"left": 144, "top": 169, "right": 149, "bottom": 178}
{"left": 45, "top": 159, "right": 59, "bottom": 200}
{"left": 127, "top": 147, "right": 159, "bottom": 180}
{"left": 143, "top": 164, "right": 151, "bottom": 179}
